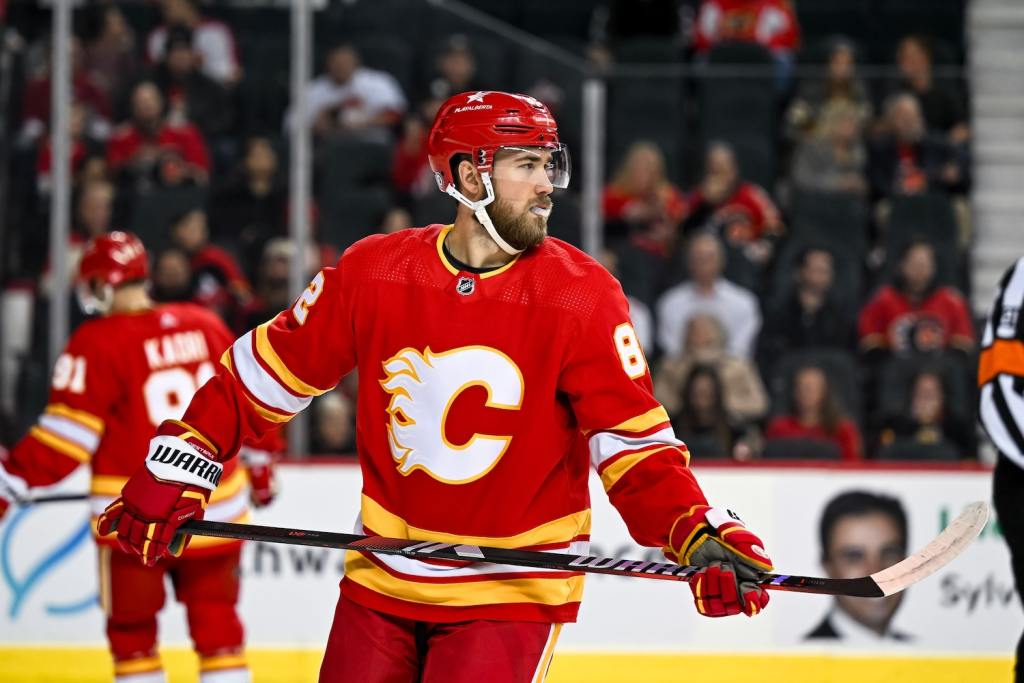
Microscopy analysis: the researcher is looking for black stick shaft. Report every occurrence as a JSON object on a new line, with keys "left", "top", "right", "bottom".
{"left": 17, "top": 493, "right": 89, "bottom": 504}
{"left": 181, "top": 519, "right": 883, "bottom": 598}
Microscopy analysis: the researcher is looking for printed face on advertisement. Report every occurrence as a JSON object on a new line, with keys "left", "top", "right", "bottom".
{"left": 825, "top": 512, "right": 907, "bottom": 632}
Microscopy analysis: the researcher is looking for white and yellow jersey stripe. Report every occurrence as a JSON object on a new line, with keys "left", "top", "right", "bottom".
{"left": 28, "top": 403, "right": 105, "bottom": 465}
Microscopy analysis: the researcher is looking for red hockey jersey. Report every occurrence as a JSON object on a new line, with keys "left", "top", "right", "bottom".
{"left": 6, "top": 303, "right": 259, "bottom": 554}
{"left": 178, "top": 225, "right": 708, "bottom": 622}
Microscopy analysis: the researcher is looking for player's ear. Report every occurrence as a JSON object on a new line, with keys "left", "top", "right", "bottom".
{"left": 457, "top": 159, "right": 484, "bottom": 200}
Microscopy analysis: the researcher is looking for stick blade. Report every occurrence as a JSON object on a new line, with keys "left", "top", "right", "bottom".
{"left": 870, "top": 501, "right": 989, "bottom": 597}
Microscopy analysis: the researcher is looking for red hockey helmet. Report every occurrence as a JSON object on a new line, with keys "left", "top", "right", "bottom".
{"left": 427, "top": 90, "right": 570, "bottom": 193}
{"left": 76, "top": 231, "right": 149, "bottom": 314}
{"left": 427, "top": 91, "right": 571, "bottom": 254}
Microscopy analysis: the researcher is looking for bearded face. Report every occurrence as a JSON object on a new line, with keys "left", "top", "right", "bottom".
{"left": 485, "top": 195, "right": 553, "bottom": 251}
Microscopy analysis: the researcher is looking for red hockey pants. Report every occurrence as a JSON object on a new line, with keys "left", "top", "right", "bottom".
{"left": 319, "top": 592, "right": 561, "bottom": 683}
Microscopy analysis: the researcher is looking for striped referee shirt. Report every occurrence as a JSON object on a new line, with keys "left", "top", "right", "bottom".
{"left": 979, "top": 257, "right": 1024, "bottom": 469}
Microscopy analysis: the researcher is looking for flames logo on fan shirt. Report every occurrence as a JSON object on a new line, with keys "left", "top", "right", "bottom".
{"left": 379, "top": 346, "right": 524, "bottom": 483}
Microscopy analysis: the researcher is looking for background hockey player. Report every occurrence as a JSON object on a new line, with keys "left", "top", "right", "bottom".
{"left": 0, "top": 232, "right": 281, "bottom": 683}
{"left": 978, "top": 256, "right": 1024, "bottom": 682}
{"left": 98, "top": 92, "right": 774, "bottom": 682}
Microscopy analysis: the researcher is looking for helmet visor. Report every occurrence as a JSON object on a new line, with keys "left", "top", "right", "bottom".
{"left": 489, "top": 144, "right": 571, "bottom": 190}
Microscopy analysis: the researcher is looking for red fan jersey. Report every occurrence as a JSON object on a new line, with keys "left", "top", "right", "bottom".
{"left": 6, "top": 303, "right": 263, "bottom": 555}
{"left": 858, "top": 284, "right": 975, "bottom": 354}
{"left": 694, "top": 0, "right": 800, "bottom": 53}
{"left": 178, "top": 225, "right": 708, "bottom": 622}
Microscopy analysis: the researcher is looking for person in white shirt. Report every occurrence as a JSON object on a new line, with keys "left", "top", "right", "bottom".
{"left": 656, "top": 231, "right": 761, "bottom": 358}
{"left": 147, "top": 0, "right": 241, "bottom": 87}
{"left": 297, "top": 43, "right": 407, "bottom": 145}
{"left": 804, "top": 491, "right": 911, "bottom": 643}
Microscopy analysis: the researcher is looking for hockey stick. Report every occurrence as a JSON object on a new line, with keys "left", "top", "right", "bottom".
{"left": 15, "top": 493, "right": 89, "bottom": 505}
{"left": 181, "top": 501, "right": 988, "bottom": 598}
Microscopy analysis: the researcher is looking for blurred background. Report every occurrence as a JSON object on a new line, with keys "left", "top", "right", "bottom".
{"left": 0, "top": 1, "right": 1020, "bottom": 679}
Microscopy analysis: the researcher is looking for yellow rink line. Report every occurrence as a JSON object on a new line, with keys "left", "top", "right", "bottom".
{"left": 0, "top": 647, "right": 1012, "bottom": 683}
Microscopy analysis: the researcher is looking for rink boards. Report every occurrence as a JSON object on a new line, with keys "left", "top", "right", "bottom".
{"left": 0, "top": 461, "right": 1016, "bottom": 682}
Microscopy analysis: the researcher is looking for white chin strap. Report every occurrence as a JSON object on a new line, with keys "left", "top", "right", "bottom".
{"left": 76, "top": 282, "right": 114, "bottom": 315}
{"left": 445, "top": 172, "right": 524, "bottom": 256}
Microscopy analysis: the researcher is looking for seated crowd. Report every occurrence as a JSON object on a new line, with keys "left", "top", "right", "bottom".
{"left": 1, "top": 0, "right": 974, "bottom": 460}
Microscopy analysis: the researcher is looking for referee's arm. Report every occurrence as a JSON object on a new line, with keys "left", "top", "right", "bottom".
{"left": 978, "top": 257, "right": 1024, "bottom": 465}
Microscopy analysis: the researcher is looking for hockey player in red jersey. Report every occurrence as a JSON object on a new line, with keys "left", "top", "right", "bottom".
{"left": 0, "top": 232, "right": 280, "bottom": 683}
{"left": 98, "top": 92, "right": 774, "bottom": 682}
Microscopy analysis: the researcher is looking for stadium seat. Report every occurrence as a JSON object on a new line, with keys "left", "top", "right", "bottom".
{"left": 320, "top": 138, "right": 394, "bottom": 191}
{"left": 681, "top": 432, "right": 734, "bottom": 460}
{"left": 762, "top": 436, "right": 843, "bottom": 460}
{"left": 881, "top": 193, "right": 960, "bottom": 287}
{"left": 319, "top": 186, "right": 393, "bottom": 251}
{"left": 769, "top": 348, "right": 863, "bottom": 423}
{"left": 548, "top": 191, "right": 583, "bottom": 248}
{"left": 876, "top": 352, "right": 973, "bottom": 421}
{"left": 520, "top": 0, "right": 596, "bottom": 41}
{"left": 876, "top": 438, "right": 961, "bottom": 461}
{"left": 613, "top": 38, "right": 683, "bottom": 64}
{"left": 699, "top": 44, "right": 777, "bottom": 189}
{"left": 423, "top": 36, "right": 511, "bottom": 99}
{"left": 769, "top": 239, "right": 863, "bottom": 306}
{"left": 412, "top": 191, "right": 456, "bottom": 228}
{"left": 128, "top": 185, "right": 208, "bottom": 252}
{"left": 607, "top": 78, "right": 684, "bottom": 183}
{"left": 790, "top": 190, "right": 869, "bottom": 257}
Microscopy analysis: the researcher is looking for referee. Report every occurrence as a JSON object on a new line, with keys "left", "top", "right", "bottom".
{"left": 978, "top": 256, "right": 1024, "bottom": 681}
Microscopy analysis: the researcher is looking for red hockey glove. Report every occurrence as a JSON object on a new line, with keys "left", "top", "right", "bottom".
{"left": 240, "top": 446, "right": 277, "bottom": 508}
{"left": 666, "top": 506, "right": 773, "bottom": 618}
{"left": 97, "top": 424, "right": 222, "bottom": 567}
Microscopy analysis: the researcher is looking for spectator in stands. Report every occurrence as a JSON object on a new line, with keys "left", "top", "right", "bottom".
{"left": 153, "top": 26, "right": 233, "bottom": 140}
{"left": 147, "top": 0, "right": 241, "bottom": 87}
{"left": 209, "top": 136, "right": 287, "bottom": 278}
{"left": 168, "top": 208, "right": 251, "bottom": 331}
{"left": 693, "top": 0, "right": 801, "bottom": 85}
{"left": 877, "top": 369, "right": 974, "bottom": 459}
{"left": 150, "top": 247, "right": 194, "bottom": 303}
{"left": 379, "top": 207, "right": 414, "bottom": 235}
{"left": 671, "top": 365, "right": 758, "bottom": 460}
{"left": 765, "top": 364, "right": 863, "bottom": 461}
{"left": 683, "top": 141, "right": 784, "bottom": 265}
{"left": 391, "top": 113, "right": 433, "bottom": 202}
{"left": 81, "top": 3, "right": 140, "bottom": 100}
{"left": 299, "top": 43, "right": 406, "bottom": 144}
{"left": 75, "top": 180, "right": 116, "bottom": 241}
{"left": 106, "top": 81, "right": 210, "bottom": 187}
{"left": 603, "top": 141, "right": 687, "bottom": 247}
{"left": 759, "top": 246, "right": 856, "bottom": 360}
{"left": 656, "top": 231, "right": 761, "bottom": 358}
{"left": 311, "top": 391, "right": 357, "bottom": 455}
{"left": 656, "top": 313, "right": 768, "bottom": 424}
{"left": 791, "top": 102, "right": 868, "bottom": 196}
{"left": 599, "top": 248, "right": 654, "bottom": 351}
{"left": 427, "top": 35, "right": 486, "bottom": 102}
{"left": 891, "top": 34, "right": 968, "bottom": 143}
{"left": 243, "top": 238, "right": 296, "bottom": 330}
{"left": 858, "top": 240, "right": 974, "bottom": 358}
{"left": 19, "top": 37, "right": 111, "bottom": 148}
{"left": 36, "top": 101, "right": 106, "bottom": 196}
{"left": 867, "top": 93, "right": 966, "bottom": 199}
{"left": 785, "top": 37, "right": 872, "bottom": 141}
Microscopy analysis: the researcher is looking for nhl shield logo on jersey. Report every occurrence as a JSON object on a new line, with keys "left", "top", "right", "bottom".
{"left": 380, "top": 345, "right": 523, "bottom": 483}
{"left": 455, "top": 276, "right": 475, "bottom": 296}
